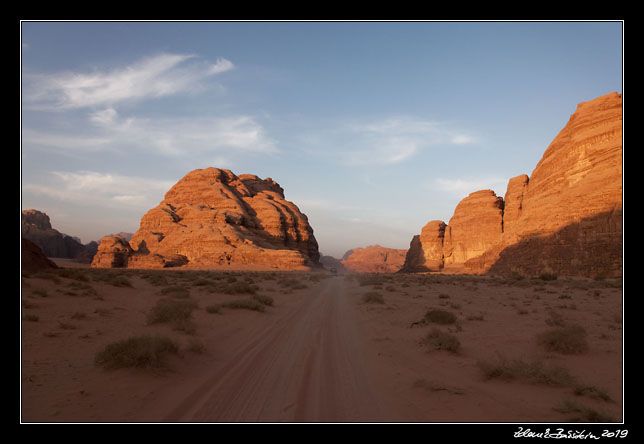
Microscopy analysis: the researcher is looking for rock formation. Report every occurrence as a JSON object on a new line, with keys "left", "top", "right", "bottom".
{"left": 91, "top": 168, "right": 320, "bottom": 270}
{"left": 340, "top": 245, "right": 407, "bottom": 273}
{"left": 21, "top": 209, "right": 97, "bottom": 263}
{"left": 22, "top": 238, "right": 58, "bottom": 271}
{"left": 402, "top": 92, "right": 622, "bottom": 277}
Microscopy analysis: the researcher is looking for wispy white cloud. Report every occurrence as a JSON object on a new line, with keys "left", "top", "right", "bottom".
{"left": 334, "top": 116, "right": 478, "bottom": 166}
{"left": 22, "top": 170, "right": 176, "bottom": 209}
{"left": 23, "top": 53, "right": 234, "bottom": 110}
{"left": 431, "top": 176, "right": 507, "bottom": 198}
{"left": 23, "top": 109, "right": 277, "bottom": 158}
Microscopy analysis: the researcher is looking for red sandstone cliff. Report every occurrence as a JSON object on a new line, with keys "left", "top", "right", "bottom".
{"left": 341, "top": 245, "right": 407, "bottom": 273}
{"left": 402, "top": 92, "right": 622, "bottom": 277}
{"left": 91, "top": 168, "right": 320, "bottom": 270}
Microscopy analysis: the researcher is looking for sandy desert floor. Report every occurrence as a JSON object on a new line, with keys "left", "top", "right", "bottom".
{"left": 20, "top": 262, "right": 623, "bottom": 423}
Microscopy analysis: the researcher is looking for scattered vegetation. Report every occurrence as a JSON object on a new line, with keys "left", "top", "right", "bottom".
{"left": 23, "top": 314, "right": 39, "bottom": 322}
{"left": 252, "top": 294, "right": 274, "bottom": 307}
{"left": 538, "top": 272, "right": 558, "bottom": 281}
{"left": 218, "top": 298, "right": 266, "bottom": 312}
{"left": 423, "top": 328, "right": 461, "bottom": 353}
{"left": 553, "top": 399, "right": 615, "bottom": 423}
{"left": 159, "top": 285, "right": 190, "bottom": 299}
{"left": 478, "top": 355, "right": 576, "bottom": 387}
{"left": 423, "top": 309, "right": 457, "bottom": 325}
{"left": 573, "top": 384, "right": 613, "bottom": 402}
{"left": 538, "top": 324, "right": 589, "bottom": 355}
{"left": 147, "top": 298, "right": 198, "bottom": 328}
{"left": 362, "top": 291, "right": 385, "bottom": 304}
{"left": 94, "top": 335, "right": 179, "bottom": 370}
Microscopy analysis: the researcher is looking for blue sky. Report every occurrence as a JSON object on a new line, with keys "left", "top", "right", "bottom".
{"left": 20, "top": 21, "right": 623, "bottom": 258}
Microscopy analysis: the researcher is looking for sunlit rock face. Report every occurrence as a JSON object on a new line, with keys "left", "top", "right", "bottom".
{"left": 402, "top": 92, "right": 622, "bottom": 277}
{"left": 92, "top": 168, "right": 320, "bottom": 270}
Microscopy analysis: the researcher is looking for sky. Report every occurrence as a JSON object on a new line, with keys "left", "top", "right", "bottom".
{"left": 20, "top": 21, "right": 623, "bottom": 258}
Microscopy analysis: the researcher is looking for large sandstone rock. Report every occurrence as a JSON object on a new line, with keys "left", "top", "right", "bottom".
{"left": 92, "top": 168, "right": 320, "bottom": 270}
{"left": 443, "top": 190, "right": 504, "bottom": 271}
{"left": 401, "top": 221, "right": 446, "bottom": 272}
{"left": 402, "top": 92, "right": 622, "bottom": 277}
{"left": 22, "top": 209, "right": 96, "bottom": 262}
{"left": 340, "top": 245, "right": 407, "bottom": 273}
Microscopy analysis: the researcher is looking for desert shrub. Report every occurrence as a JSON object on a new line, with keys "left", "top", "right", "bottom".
{"left": 142, "top": 272, "right": 169, "bottom": 286}
{"left": 423, "top": 328, "right": 460, "bottom": 353}
{"left": 438, "top": 293, "right": 450, "bottom": 299}
{"left": 91, "top": 270, "right": 133, "bottom": 287}
{"left": 573, "top": 384, "right": 613, "bottom": 402}
{"left": 71, "top": 312, "right": 87, "bottom": 320}
{"left": 159, "top": 285, "right": 190, "bottom": 299}
{"left": 278, "top": 278, "right": 308, "bottom": 290}
{"left": 55, "top": 268, "right": 90, "bottom": 282}
{"left": 65, "top": 281, "right": 97, "bottom": 297}
{"left": 147, "top": 298, "right": 198, "bottom": 325}
{"left": 362, "top": 291, "right": 384, "bottom": 304}
{"left": 32, "top": 288, "right": 48, "bottom": 298}
{"left": 219, "top": 299, "right": 266, "bottom": 312}
{"left": 478, "top": 356, "right": 575, "bottom": 387}
{"left": 538, "top": 324, "right": 589, "bottom": 354}
{"left": 222, "top": 281, "right": 259, "bottom": 295}
{"left": 554, "top": 400, "right": 615, "bottom": 423}
{"left": 357, "top": 274, "right": 384, "bottom": 287}
{"left": 252, "top": 294, "right": 274, "bottom": 306}
{"left": 186, "top": 338, "right": 205, "bottom": 354}
{"left": 424, "top": 309, "right": 457, "bottom": 325}
{"left": 205, "top": 304, "right": 221, "bottom": 314}
{"left": 539, "top": 272, "right": 558, "bottom": 281}
{"left": 24, "top": 314, "right": 39, "bottom": 322}
{"left": 94, "top": 335, "right": 179, "bottom": 370}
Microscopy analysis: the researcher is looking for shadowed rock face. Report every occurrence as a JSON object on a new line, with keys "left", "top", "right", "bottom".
{"left": 92, "top": 168, "right": 320, "bottom": 270}
{"left": 21, "top": 209, "right": 97, "bottom": 262}
{"left": 340, "top": 245, "right": 407, "bottom": 273}
{"left": 22, "top": 238, "right": 58, "bottom": 271}
{"left": 402, "top": 92, "right": 623, "bottom": 277}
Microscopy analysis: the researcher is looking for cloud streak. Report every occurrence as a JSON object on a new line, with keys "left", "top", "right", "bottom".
{"left": 333, "top": 116, "right": 478, "bottom": 166}
{"left": 23, "top": 53, "right": 234, "bottom": 110}
{"left": 22, "top": 170, "right": 176, "bottom": 209}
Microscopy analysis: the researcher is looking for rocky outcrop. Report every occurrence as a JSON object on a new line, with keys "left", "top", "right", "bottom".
{"left": 402, "top": 92, "right": 623, "bottom": 277}
{"left": 443, "top": 190, "right": 504, "bottom": 271}
{"left": 340, "top": 245, "right": 407, "bottom": 273}
{"left": 22, "top": 238, "right": 58, "bottom": 272}
{"left": 92, "top": 168, "right": 320, "bottom": 270}
{"left": 21, "top": 209, "right": 96, "bottom": 262}
{"left": 401, "top": 221, "right": 446, "bottom": 272}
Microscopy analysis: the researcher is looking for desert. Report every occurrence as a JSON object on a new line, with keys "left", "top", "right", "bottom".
{"left": 21, "top": 22, "right": 623, "bottom": 427}
{"left": 21, "top": 264, "right": 622, "bottom": 423}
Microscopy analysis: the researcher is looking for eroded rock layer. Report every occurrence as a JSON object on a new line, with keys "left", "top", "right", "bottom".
{"left": 92, "top": 168, "right": 320, "bottom": 270}
{"left": 340, "top": 245, "right": 407, "bottom": 273}
{"left": 402, "top": 92, "right": 622, "bottom": 277}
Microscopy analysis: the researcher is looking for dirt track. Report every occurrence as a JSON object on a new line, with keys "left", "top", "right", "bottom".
{"left": 163, "top": 276, "right": 385, "bottom": 422}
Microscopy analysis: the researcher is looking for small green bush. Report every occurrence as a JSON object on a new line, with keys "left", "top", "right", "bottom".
{"left": 424, "top": 309, "right": 457, "bottom": 325}
{"left": 95, "top": 335, "right": 179, "bottom": 370}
